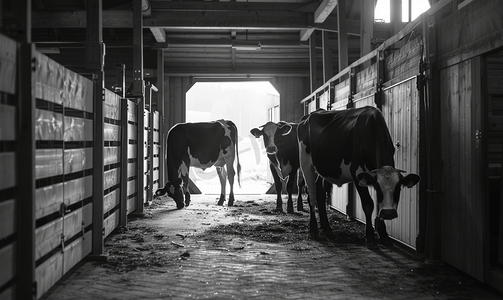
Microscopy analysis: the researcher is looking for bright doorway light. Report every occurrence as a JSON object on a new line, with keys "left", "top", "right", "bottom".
{"left": 186, "top": 81, "right": 279, "bottom": 195}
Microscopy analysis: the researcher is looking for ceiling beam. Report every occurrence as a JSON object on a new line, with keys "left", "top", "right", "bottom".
{"left": 302, "top": 0, "right": 338, "bottom": 42}
{"left": 28, "top": 10, "right": 360, "bottom": 33}
{"left": 315, "top": 0, "right": 337, "bottom": 23}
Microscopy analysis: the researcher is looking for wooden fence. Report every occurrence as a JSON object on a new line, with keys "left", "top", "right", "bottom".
{"left": 0, "top": 34, "right": 161, "bottom": 300}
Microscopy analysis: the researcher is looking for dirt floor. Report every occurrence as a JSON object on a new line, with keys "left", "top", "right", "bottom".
{"left": 42, "top": 193, "right": 503, "bottom": 300}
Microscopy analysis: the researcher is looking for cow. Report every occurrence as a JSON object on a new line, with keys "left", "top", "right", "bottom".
{"left": 297, "top": 106, "right": 420, "bottom": 249}
{"left": 250, "top": 122, "right": 305, "bottom": 213}
{"left": 155, "top": 120, "right": 241, "bottom": 209}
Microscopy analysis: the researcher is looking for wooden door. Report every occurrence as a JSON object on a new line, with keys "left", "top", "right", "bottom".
{"left": 440, "top": 57, "right": 485, "bottom": 281}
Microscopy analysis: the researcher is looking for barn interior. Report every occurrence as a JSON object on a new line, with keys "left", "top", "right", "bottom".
{"left": 1, "top": 0, "right": 503, "bottom": 299}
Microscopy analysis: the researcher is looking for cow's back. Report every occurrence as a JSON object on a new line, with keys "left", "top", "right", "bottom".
{"left": 300, "top": 106, "right": 395, "bottom": 180}
{"left": 167, "top": 121, "right": 229, "bottom": 166}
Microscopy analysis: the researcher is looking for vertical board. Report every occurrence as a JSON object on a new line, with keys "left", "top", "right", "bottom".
{"left": 382, "top": 78, "right": 420, "bottom": 248}
{"left": 440, "top": 58, "right": 484, "bottom": 281}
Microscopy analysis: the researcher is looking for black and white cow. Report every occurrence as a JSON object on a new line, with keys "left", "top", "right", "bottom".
{"left": 297, "top": 106, "right": 420, "bottom": 248}
{"left": 155, "top": 120, "right": 241, "bottom": 208}
{"left": 250, "top": 122, "right": 305, "bottom": 213}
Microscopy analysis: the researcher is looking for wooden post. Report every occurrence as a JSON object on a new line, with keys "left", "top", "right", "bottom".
{"left": 157, "top": 50, "right": 165, "bottom": 186}
{"left": 17, "top": 42, "right": 36, "bottom": 300}
{"left": 375, "top": 50, "right": 385, "bottom": 109}
{"left": 337, "top": 0, "right": 348, "bottom": 71}
{"left": 360, "top": 0, "right": 374, "bottom": 69}
{"left": 86, "top": 0, "right": 105, "bottom": 255}
{"left": 423, "top": 13, "right": 442, "bottom": 262}
{"left": 133, "top": 0, "right": 145, "bottom": 212}
{"left": 322, "top": 31, "right": 333, "bottom": 83}
{"left": 309, "top": 31, "right": 318, "bottom": 93}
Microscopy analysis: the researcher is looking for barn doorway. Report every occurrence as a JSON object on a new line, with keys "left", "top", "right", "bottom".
{"left": 185, "top": 81, "right": 279, "bottom": 195}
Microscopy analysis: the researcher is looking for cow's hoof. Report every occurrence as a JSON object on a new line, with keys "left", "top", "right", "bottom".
{"left": 287, "top": 208, "right": 294, "bottom": 214}
{"left": 366, "top": 239, "right": 380, "bottom": 250}
{"left": 228, "top": 201, "right": 234, "bottom": 207}
{"left": 217, "top": 201, "right": 224, "bottom": 206}
{"left": 309, "top": 232, "right": 321, "bottom": 241}
{"left": 273, "top": 207, "right": 284, "bottom": 213}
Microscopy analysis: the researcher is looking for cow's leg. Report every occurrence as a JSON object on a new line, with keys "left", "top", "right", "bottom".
{"left": 216, "top": 166, "right": 227, "bottom": 206}
{"left": 296, "top": 169, "right": 305, "bottom": 212}
{"left": 300, "top": 159, "right": 319, "bottom": 240}
{"left": 355, "top": 184, "right": 378, "bottom": 249}
{"left": 285, "top": 170, "right": 296, "bottom": 214}
{"left": 316, "top": 177, "right": 334, "bottom": 239}
{"left": 375, "top": 218, "right": 392, "bottom": 246}
{"left": 270, "top": 164, "right": 284, "bottom": 212}
{"left": 226, "top": 164, "right": 236, "bottom": 207}
{"left": 181, "top": 173, "right": 191, "bottom": 207}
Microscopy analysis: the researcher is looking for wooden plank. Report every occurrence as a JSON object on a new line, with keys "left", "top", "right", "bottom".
{"left": 64, "top": 116, "right": 93, "bottom": 141}
{"left": 104, "top": 123, "right": 121, "bottom": 142}
{"left": 104, "top": 146, "right": 120, "bottom": 166}
{"left": 82, "top": 203, "right": 93, "bottom": 230}
{"left": 35, "top": 109, "right": 63, "bottom": 141}
{"left": 64, "top": 176, "right": 93, "bottom": 207}
{"left": 35, "top": 217, "right": 63, "bottom": 261}
{"left": 103, "top": 89, "right": 121, "bottom": 121}
{"left": 0, "top": 152, "right": 16, "bottom": 190}
{"left": 35, "top": 149, "right": 63, "bottom": 179}
{"left": 103, "top": 210, "right": 119, "bottom": 238}
{"left": 0, "top": 104, "right": 16, "bottom": 140}
{"left": 104, "top": 189, "right": 120, "bottom": 215}
{"left": 127, "top": 196, "right": 137, "bottom": 215}
{"left": 127, "top": 179, "right": 137, "bottom": 197}
{"left": 127, "top": 161, "right": 137, "bottom": 178}
{"left": 63, "top": 148, "right": 93, "bottom": 174}
{"left": 128, "top": 123, "right": 138, "bottom": 141}
{"left": 0, "top": 34, "right": 17, "bottom": 94}
{"left": 35, "top": 252, "right": 63, "bottom": 299}
{"left": 35, "top": 182, "right": 64, "bottom": 219}
{"left": 64, "top": 208, "right": 83, "bottom": 242}
{"left": 0, "top": 243, "right": 15, "bottom": 288}
{"left": 0, "top": 199, "right": 15, "bottom": 240}
{"left": 104, "top": 168, "right": 120, "bottom": 191}
{"left": 128, "top": 99, "right": 137, "bottom": 122}
{"left": 63, "top": 230, "right": 92, "bottom": 275}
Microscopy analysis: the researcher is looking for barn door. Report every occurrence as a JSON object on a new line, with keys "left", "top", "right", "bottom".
{"left": 440, "top": 56, "right": 485, "bottom": 281}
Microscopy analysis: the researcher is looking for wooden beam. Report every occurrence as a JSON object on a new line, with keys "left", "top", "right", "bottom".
{"left": 86, "top": 0, "right": 105, "bottom": 257}
{"left": 300, "top": 28, "right": 315, "bottom": 42}
{"left": 360, "top": 0, "right": 374, "bottom": 59}
{"left": 315, "top": 0, "right": 337, "bottom": 23}
{"left": 150, "top": 27, "right": 166, "bottom": 42}
{"left": 337, "top": 0, "right": 348, "bottom": 70}
{"left": 322, "top": 31, "right": 333, "bottom": 82}
{"left": 309, "top": 31, "right": 318, "bottom": 92}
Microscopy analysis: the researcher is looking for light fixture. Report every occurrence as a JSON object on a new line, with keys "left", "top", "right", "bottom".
{"left": 37, "top": 47, "right": 61, "bottom": 54}
{"left": 232, "top": 40, "right": 261, "bottom": 51}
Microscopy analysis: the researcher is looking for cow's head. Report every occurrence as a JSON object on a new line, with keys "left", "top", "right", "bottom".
{"left": 250, "top": 122, "right": 292, "bottom": 155}
{"left": 357, "top": 166, "right": 420, "bottom": 220}
{"left": 155, "top": 178, "right": 185, "bottom": 209}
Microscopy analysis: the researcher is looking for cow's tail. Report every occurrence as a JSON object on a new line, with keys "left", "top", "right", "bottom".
{"left": 233, "top": 122, "right": 242, "bottom": 187}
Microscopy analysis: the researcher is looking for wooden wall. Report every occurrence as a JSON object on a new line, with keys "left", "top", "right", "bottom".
{"left": 440, "top": 57, "right": 484, "bottom": 281}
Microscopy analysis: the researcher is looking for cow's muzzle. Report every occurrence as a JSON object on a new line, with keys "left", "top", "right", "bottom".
{"left": 266, "top": 146, "right": 277, "bottom": 154}
{"left": 378, "top": 209, "right": 398, "bottom": 220}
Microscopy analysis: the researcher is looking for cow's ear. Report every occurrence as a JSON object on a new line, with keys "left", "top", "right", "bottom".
{"left": 278, "top": 124, "right": 292, "bottom": 136}
{"left": 175, "top": 178, "right": 183, "bottom": 186}
{"left": 357, "top": 172, "right": 376, "bottom": 187}
{"left": 250, "top": 128, "right": 263, "bottom": 138}
{"left": 401, "top": 174, "right": 421, "bottom": 188}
